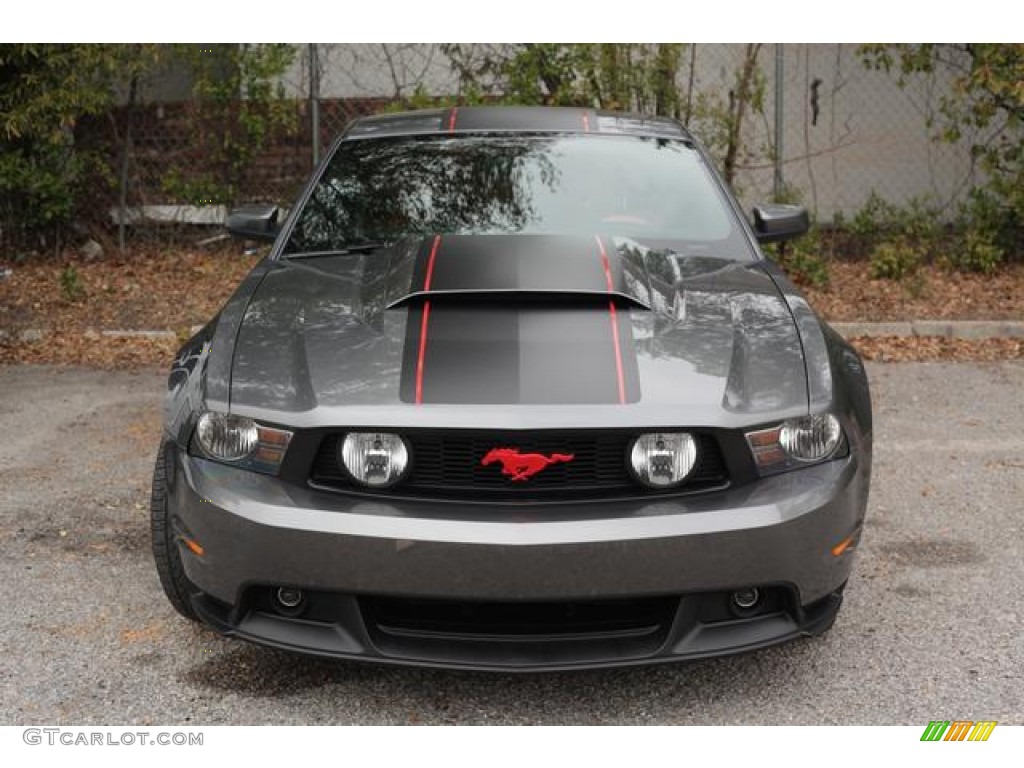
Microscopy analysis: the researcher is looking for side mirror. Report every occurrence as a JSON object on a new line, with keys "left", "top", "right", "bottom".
{"left": 751, "top": 204, "right": 809, "bottom": 244}
{"left": 226, "top": 205, "right": 281, "bottom": 243}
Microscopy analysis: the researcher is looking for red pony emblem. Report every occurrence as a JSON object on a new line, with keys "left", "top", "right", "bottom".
{"left": 481, "top": 447, "right": 575, "bottom": 482}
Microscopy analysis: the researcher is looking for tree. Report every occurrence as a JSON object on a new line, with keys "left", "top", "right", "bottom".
{"left": 690, "top": 43, "right": 765, "bottom": 186}
{"left": 161, "top": 44, "right": 297, "bottom": 207}
{"left": 0, "top": 44, "right": 156, "bottom": 249}
{"left": 440, "top": 43, "right": 685, "bottom": 116}
{"left": 436, "top": 44, "right": 767, "bottom": 186}
{"left": 861, "top": 44, "right": 1024, "bottom": 250}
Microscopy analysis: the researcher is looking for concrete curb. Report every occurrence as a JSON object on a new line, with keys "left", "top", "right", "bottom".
{"left": 4, "top": 322, "right": 1024, "bottom": 343}
{"left": 830, "top": 320, "right": 1024, "bottom": 340}
{"left": 1, "top": 328, "right": 194, "bottom": 343}
{"left": 99, "top": 329, "right": 178, "bottom": 340}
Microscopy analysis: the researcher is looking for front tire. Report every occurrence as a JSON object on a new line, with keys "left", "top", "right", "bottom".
{"left": 150, "top": 444, "right": 199, "bottom": 621}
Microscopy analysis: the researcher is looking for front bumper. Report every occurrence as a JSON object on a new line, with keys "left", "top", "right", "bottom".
{"left": 166, "top": 444, "right": 866, "bottom": 670}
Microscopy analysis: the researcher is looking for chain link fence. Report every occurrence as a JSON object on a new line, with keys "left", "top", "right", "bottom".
{"left": 86, "top": 44, "right": 981, "bottom": 245}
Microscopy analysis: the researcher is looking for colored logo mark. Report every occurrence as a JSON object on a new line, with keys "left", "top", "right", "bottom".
{"left": 481, "top": 447, "right": 575, "bottom": 482}
{"left": 920, "top": 721, "right": 997, "bottom": 742}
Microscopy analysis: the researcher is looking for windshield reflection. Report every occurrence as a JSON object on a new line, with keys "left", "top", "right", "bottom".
{"left": 285, "top": 135, "right": 749, "bottom": 258}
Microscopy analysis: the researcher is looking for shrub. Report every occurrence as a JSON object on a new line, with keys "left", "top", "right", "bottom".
{"left": 944, "top": 230, "right": 1005, "bottom": 274}
{"left": 0, "top": 44, "right": 156, "bottom": 248}
{"left": 849, "top": 192, "right": 943, "bottom": 259}
{"left": 869, "top": 238, "right": 924, "bottom": 280}
{"left": 771, "top": 229, "right": 830, "bottom": 288}
{"left": 956, "top": 188, "right": 1021, "bottom": 261}
{"left": 861, "top": 44, "right": 1024, "bottom": 255}
{"left": 60, "top": 264, "right": 86, "bottom": 301}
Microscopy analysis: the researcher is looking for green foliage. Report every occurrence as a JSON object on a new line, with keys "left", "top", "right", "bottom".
{"left": 161, "top": 44, "right": 297, "bottom": 206}
{"left": 903, "top": 270, "right": 928, "bottom": 300}
{"left": 860, "top": 44, "right": 1024, "bottom": 250}
{"left": 848, "top": 192, "right": 943, "bottom": 256}
{"left": 768, "top": 229, "right": 830, "bottom": 288}
{"left": 439, "top": 44, "right": 686, "bottom": 115}
{"left": 869, "top": 238, "right": 924, "bottom": 280}
{"left": 758, "top": 185, "right": 828, "bottom": 287}
{"left": 781, "top": 244, "right": 829, "bottom": 288}
{"left": 846, "top": 192, "right": 946, "bottom": 278}
{"left": 689, "top": 44, "right": 766, "bottom": 186}
{"left": 436, "top": 44, "right": 768, "bottom": 187}
{"left": 849, "top": 190, "right": 1007, "bottom": 276}
{"left": 956, "top": 187, "right": 1020, "bottom": 257}
{"left": 59, "top": 263, "right": 85, "bottom": 301}
{"left": 770, "top": 182, "right": 805, "bottom": 206}
{"left": 383, "top": 84, "right": 459, "bottom": 112}
{"left": 0, "top": 44, "right": 158, "bottom": 245}
{"left": 944, "top": 229, "right": 1004, "bottom": 274}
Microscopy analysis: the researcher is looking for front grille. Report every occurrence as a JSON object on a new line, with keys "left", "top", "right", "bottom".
{"left": 362, "top": 595, "right": 678, "bottom": 639}
{"left": 360, "top": 595, "right": 679, "bottom": 666}
{"left": 309, "top": 429, "right": 729, "bottom": 501}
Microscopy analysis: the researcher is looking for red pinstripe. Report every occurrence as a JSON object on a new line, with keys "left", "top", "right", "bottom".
{"left": 415, "top": 235, "right": 443, "bottom": 404}
{"left": 423, "top": 234, "right": 441, "bottom": 291}
{"left": 594, "top": 235, "right": 626, "bottom": 404}
{"left": 414, "top": 301, "right": 432, "bottom": 405}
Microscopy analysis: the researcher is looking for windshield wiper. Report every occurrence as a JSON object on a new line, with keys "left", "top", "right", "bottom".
{"left": 282, "top": 241, "right": 394, "bottom": 259}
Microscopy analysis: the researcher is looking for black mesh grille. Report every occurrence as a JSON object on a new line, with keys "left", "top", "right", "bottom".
{"left": 310, "top": 430, "right": 728, "bottom": 501}
{"left": 360, "top": 594, "right": 679, "bottom": 665}
{"left": 362, "top": 595, "right": 678, "bottom": 638}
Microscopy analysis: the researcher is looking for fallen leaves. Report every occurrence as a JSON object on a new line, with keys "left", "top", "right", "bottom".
{"left": 1, "top": 243, "right": 257, "bottom": 367}
{"left": 804, "top": 261, "right": 1024, "bottom": 322}
{"left": 0, "top": 335, "right": 177, "bottom": 368}
{"left": 0, "top": 242, "right": 259, "bottom": 342}
{"left": 849, "top": 335, "right": 1024, "bottom": 362}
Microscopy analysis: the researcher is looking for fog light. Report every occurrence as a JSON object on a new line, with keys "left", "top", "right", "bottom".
{"left": 629, "top": 432, "right": 697, "bottom": 488}
{"left": 732, "top": 587, "right": 760, "bottom": 611}
{"left": 275, "top": 587, "right": 304, "bottom": 610}
{"left": 340, "top": 432, "right": 410, "bottom": 487}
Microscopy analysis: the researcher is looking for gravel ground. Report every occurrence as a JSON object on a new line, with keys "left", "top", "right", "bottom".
{"left": 0, "top": 362, "right": 1021, "bottom": 725}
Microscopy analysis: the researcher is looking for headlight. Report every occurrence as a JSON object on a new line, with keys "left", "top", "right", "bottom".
{"left": 780, "top": 414, "right": 841, "bottom": 462}
{"left": 746, "top": 414, "right": 842, "bottom": 474}
{"left": 340, "top": 432, "right": 410, "bottom": 488}
{"left": 629, "top": 432, "right": 697, "bottom": 488}
{"left": 194, "top": 411, "right": 292, "bottom": 473}
{"left": 196, "top": 412, "right": 257, "bottom": 460}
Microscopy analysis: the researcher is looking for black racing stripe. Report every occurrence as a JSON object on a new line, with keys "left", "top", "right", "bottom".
{"left": 516, "top": 306, "right": 622, "bottom": 404}
{"left": 399, "top": 303, "right": 424, "bottom": 404}
{"left": 400, "top": 299, "right": 639, "bottom": 405}
{"left": 613, "top": 305, "right": 641, "bottom": 403}
{"left": 410, "top": 303, "right": 521, "bottom": 404}
{"left": 397, "top": 234, "right": 642, "bottom": 404}
{"left": 427, "top": 234, "right": 609, "bottom": 293}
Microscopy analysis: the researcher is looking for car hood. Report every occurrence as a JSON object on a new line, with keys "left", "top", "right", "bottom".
{"left": 227, "top": 234, "right": 811, "bottom": 429}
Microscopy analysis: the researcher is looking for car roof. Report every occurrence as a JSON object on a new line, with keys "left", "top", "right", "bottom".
{"left": 343, "top": 106, "right": 691, "bottom": 142}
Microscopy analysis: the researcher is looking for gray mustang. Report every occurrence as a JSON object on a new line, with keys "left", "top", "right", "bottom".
{"left": 152, "top": 106, "right": 872, "bottom": 671}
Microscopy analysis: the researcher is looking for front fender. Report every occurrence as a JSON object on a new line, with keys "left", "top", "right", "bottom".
{"left": 163, "top": 257, "right": 276, "bottom": 447}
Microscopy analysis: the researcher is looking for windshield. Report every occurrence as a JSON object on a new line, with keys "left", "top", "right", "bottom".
{"left": 283, "top": 134, "right": 751, "bottom": 259}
